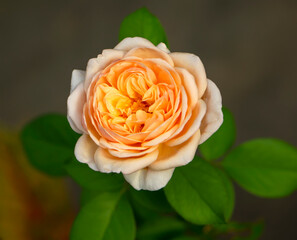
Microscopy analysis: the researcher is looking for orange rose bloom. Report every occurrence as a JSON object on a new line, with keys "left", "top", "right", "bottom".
{"left": 67, "top": 37, "right": 223, "bottom": 190}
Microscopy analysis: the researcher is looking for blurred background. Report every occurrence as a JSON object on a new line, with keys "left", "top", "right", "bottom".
{"left": 1, "top": 0, "right": 296, "bottom": 239}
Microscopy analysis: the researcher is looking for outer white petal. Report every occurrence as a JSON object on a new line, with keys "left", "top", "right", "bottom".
{"left": 114, "top": 37, "right": 155, "bottom": 51}
{"left": 199, "top": 79, "right": 223, "bottom": 144}
{"left": 67, "top": 82, "right": 86, "bottom": 133}
{"left": 166, "top": 100, "right": 206, "bottom": 147}
{"left": 124, "top": 167, "right": 175, "bottom": 191}
{"left": 84, "top": 49, "right": 125, "bottom": 90}
{"left": 170, "top": 52, "right": 207, "bottom": 98}
{"left": 88, "top": 161, "right": 99, "bottom": 171}
{"left": 157, "top": 42, "right": 170, "bottom": 53}
{"left": 150, "top": 130, "right": 200, "bottom": 171}
{"left": 74, "top": 134, "right": 98, "bottom": 163}
{"left": 94, "top": 147, "right": 159, "bottom": 175}
{"left": 70, "top": 70, "right": 85, "bottom": 93}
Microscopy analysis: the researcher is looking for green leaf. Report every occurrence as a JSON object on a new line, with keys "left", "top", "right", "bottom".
{"left": 199, "top": 107, "right": 236, "bottom": 161}
{"left": 129, "top": 199, "right": 160, "bottom": 221}
{"left": 216, "top": 169, "right": 235, "bottom": 220}
{"left": 164, "top": 157, "right": 234, "bottom": 225}
{"left": 71, "top": 191, "right": 135, "bottom": 240}
{"left": 129, "top": 188, "right": 173, "bottom": 213}
{"left": 65, "top": 158, "right": 124, "bottom": 191}
{"left": 21, "top": 114, "right": 79, "bottom": 176}
{"left": 222, "top": 138, "right": 297, "bottom": 198}
{"left": 80, "top": 188, "right": 101, "bottom": 207}
{"left": 128, "top": 188, "right": 174, "bottom": 223}
{"left": 137, "top": 216, "right": 186, "bottom": 240}
{"left": 119, "top": 7, "right": 169, "bottom": 47}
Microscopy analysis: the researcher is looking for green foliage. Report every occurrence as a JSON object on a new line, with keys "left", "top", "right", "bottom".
{"left": 164, "top": 157, "right": 235, "bottom": 225}
{"left": 129, "top": 196, "right": 161, "bottom": 222}
{"left": 137, "top": 216, "right": 187, "bottom": 240}
{"left": 65, "top": 158, "right": 124, "bottom": 191}
{"left": 80, "top": 188, "right": 101, "bottom": 207}
{"left": 21, "top": 114, "right": 79, "bottom": 176}
{"left": 128, "top": 188, "right": 175, "bottom": 225}
{"left": 129, "top": 188, "right": 173, "bottom": 213}
{"left": 71, "top": 191, "right": 136, "bottom": 240}
{"left": 222, "top": 138, "right": 297, "bottom": 198}
{"left": 216, "top": 169, "right": 235, "bottom": 220}
{"left": 199, "top": 107, "right": 236, "bottom": 161}
{"left": 119, "top": 7, "right": 169, "bottom": 47}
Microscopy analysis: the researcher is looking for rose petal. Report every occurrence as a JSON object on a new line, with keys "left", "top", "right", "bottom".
{"left": 157, "top": 42, "right": 170, "bottom": 53}
{"left": 142, "top": 125, "right": 179, "bottom": 147}
{"left": 94, "top": 147, "right": 159, "bottom": 174}
{"left": 99, "top": 137, "right": 150, "bottom": 151}
{"left": 83, "top": 105, "right": 101, "bottom": 145}
{"left": 199, "top": 79, "right": 223, "bottom": 144}
{"left": 125, "top": 47, "right": 174, "bottom": 66}
{"left": 67, "top": 82, "right": 86, "bottom": 133}
{"left": 170, "top": 52, "right": 207, "bottom": 98}
{"left": 167, "top": 110, "right": 192, "bottom": 141}
{"left": 71, "top": 69, "right": 85, "bottom": 93}
{"left": 175, "top": 67, "right": 199, "bottom": 110}
{"left": 144, "top": 58, "right": 182, "bottom": 86}
{"left": 84, "top": 49, "right": 125, "bottom": 90}
{"left": 179, "top": 86, "right": 188, "bottom": 123}
{"left": 88, "top": 161, "right": 99, "bottom": 171}
{"left": 114, "top": 37, "right": 155, "bottom": 51}
{"left": 123, "top": 167, "right": 175, "bottom": 191}
{"left": 108, "top": 145, "right": 158, "bottom": 158}
{"left": 150, "top": 130, "right": 200, "bottom": 171}
{"left": 166, "top": 99, "right": 206, "bottom": 146}
{"left": 74, "top": 134, "right": 98, "bottom": 163}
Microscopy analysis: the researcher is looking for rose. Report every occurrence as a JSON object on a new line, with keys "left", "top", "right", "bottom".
{"left": 67, "top": 37, "right": 223, "bottom": 191}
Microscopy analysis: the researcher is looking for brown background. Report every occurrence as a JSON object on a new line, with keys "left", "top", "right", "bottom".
{"left": 1, "top": 0, "right": 297, "bottom": 239}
